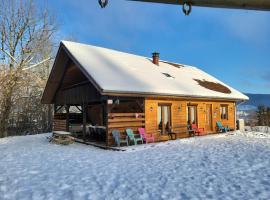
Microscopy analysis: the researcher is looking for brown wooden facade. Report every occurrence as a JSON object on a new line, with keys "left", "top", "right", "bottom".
{"left": 43, "top": 42, "right": 239, "bottom": 147}
{"left": 144, "top": 98, "right": 235, "bottom": 142}
{"left": 52, "top": 97, "right": 236, "bottom": 146}
{"left": 104, "top": 98, "right": 236, "bottom": 146}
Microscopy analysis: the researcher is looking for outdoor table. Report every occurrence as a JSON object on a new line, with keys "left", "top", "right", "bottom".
{"left": 51, "top": 131, "right": 74, "bottom": 145}
{"left": 168, "top": 131, "right": 177, "bottom": 140}
{"left": 53, "top": 131, "right": 71, "bottom": 137}
{"left": 52, "top": 131, "right": 72, "bottom": 141}
{"left": 188, "top": 129, "right": 195, "bottom": 137}
{"left": 95, "top": 126, "right": 106, "bottom": 141}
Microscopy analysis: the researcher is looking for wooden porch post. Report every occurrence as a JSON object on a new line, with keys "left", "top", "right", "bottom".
{"left": 82, "top": 103, "right": 87, "bottom": 140}
{"left": 103, "top": 101, "right": 108, "bottom": 146}
{"left": 65, "top": 105, "right": 70, "bottom": 132}
{"left": 54, "top": 104, "right": 57, "bottom": 113}
{"left": 102, "top": 102, "right": 108, "bottom": 126}
{"left": 48, "top": 104, "right": 52, "bottom": 131}
{"left": 101, "top": 96, "right": 109, "bottom": 146}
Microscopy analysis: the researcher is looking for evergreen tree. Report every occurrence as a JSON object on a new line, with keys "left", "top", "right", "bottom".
{"left": 267, "top": 107, "right": 270, "bottom": 126}
{"left": 257, "top": 106, "right": 265, "bottom": 126}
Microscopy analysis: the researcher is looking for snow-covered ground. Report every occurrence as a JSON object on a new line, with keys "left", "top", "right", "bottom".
{"left": 0, "top": 131, "right": 270, "bottom": 200}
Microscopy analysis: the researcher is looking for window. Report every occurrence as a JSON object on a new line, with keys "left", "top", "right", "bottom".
{"left": 162, "top": 73, "right": 175, "bottom": 79}
{"left": 158, "top": 104, "right": 171, "bottom": 134}
{"left": 220, "top": 105, "right": 228, "bottom": 120}
{"left": 187, "top": 105, "right": 197, "bottom": 125}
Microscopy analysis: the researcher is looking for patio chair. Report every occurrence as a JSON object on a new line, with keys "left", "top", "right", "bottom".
{"left": 126, "top": 128, "right": 143, "bottom": 145}
{"left": 138, "top": 128, "right": 155, "bottom": 143}
{"left": 216, "top": 121, "right": 230, "bottom": 133}
{"left": 191, "top": 124, "right": 205, "bottom": 136}
{"left": 187, "top": 124, "right": 195, "bottom": 137}
{"left": 168, "top": 127, "right": 177, "bottom": 140}
{"left": 88, "top": 126, "right": 96, "bottom": 140}
{"left": 112, "top": 130, "right": 129, "bottom": 147}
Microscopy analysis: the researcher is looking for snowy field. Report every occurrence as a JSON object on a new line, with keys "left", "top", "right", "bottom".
{"left": 0, "top": 131, "right": 270, "bottom": 200}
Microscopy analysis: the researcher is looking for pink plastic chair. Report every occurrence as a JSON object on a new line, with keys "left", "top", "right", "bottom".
{"left": 138, "top": 128, "right": 155, "bottom": 143}
{"left": 191, "top": 124, "right": 205, "bottom": 136}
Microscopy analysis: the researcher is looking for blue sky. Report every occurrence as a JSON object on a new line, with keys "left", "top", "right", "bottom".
{"left": 43, "top": 0, "right": 270, "bottom": 94}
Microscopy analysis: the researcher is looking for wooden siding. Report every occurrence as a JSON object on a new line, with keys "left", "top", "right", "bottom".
{"left": 53, "top": 119, "right": 67, "bottom": 131}
{"left": 54, "top": 80, "right": 101, "bottom": 105}
{"left": 107, "top": 113, "right": 145, "bottom": 146}
{"left": 53, "top": 62, "right": 101, "bottom": 105}
{"left": 145, "top": 98, "right": 236, "bottom": 142}
{"left": 53, "top": 113, "right": 68, "bottom": 131}
{"left": 145, "top": 99, "right": 187, "bottom": 141}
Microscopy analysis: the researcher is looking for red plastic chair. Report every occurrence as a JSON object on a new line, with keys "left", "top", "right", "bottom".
{"left": 138, "top": 128, "right": 155, "bottom": 143}
{"left": 191, "top": 124, "right": 205, "bottom": 136}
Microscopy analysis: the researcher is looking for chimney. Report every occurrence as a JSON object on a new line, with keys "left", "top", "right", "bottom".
{"left": 152, "top": 52, "right": 159, "bottom": 66}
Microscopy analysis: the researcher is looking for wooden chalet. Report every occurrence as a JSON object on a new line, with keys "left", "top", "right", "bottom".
{"left": 42, "top": 41, "right": 248, "bottom": 146}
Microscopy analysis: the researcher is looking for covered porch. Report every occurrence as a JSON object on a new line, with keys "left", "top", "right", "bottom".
{"left": 52, "top": 97, "right": 146, "bottom": 147}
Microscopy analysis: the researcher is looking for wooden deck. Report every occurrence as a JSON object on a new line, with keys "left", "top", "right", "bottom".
{"left": 74, "top": 138, "right": 125, "bottom": 151}
{"left": 75, "top": 130, "right": 225, "bottom": 151}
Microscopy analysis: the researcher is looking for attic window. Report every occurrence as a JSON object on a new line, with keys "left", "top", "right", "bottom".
{"left": 162, "top": 73, "right": 175, "bottom": 79}
{"left": 194, "top": 79, "right": 231, "bottom": 94}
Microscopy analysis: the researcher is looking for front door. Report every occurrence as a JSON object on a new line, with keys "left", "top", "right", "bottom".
{"left": 205, "top": 104, "right": 213, "bottom": 132}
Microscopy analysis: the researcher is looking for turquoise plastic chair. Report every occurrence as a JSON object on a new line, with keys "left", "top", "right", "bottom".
{"left": 112, "top": 130, "right": 129, "bottom": 147}
{"left": 126, "top": 128, "right": 143, "bottom": 145}
{"left": 216, "top": 121, "right": 230, "bottom": 133}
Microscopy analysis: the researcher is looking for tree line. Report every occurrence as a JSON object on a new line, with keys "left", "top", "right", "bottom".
{"left": 0, "top": 0, "right": 57, "bottom": 137}
{"left": 257, "top": 106, "right": 270, "bottom": 126}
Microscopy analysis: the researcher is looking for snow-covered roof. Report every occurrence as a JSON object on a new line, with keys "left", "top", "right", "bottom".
{"left": 59, "top": 41, "right": 248, "bottom": 101}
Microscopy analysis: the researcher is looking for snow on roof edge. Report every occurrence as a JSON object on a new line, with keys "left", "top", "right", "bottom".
{"left": 101, "top": 89, "right": 249, "bottom": 101}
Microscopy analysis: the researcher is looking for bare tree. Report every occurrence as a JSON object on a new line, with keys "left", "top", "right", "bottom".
{"left": 0, "top": 0, "right": 57, "bottom": 137}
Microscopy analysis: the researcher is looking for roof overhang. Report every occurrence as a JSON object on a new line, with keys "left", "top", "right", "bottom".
{"left": 129, "top": 0, "right": 270, "bottom": 11}
{"left": 101, "top": 90, "right": 247, "bottom": 102}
